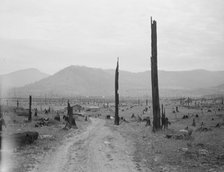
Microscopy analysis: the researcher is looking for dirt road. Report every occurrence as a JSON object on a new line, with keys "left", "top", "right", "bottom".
{"left": 31, "top": 118, "right": 138, "bottom": 172}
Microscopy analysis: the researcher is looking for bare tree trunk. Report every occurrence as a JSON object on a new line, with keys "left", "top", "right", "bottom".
{"left": 67, "top": 101, "right": 77, "bottom": 127}
{"left": 151, "top": 17, "right": 160, "bottom": 131}
{"left": 0, "top": 109, "right": 2, "bottom": 132}
{"left": 114, "top": 58, "right": 120, "bottom": 125}
{"left": 161, "top": 104, "right": 165, "bottom": 129}
{"left": 0, "top": 107, "right": 2, "bottom": 153}
{"left": 188, "top": 97, "right": 190, "bottom": 109}
{"left": 28, "top": 95, "right": 32, "bottom": 121}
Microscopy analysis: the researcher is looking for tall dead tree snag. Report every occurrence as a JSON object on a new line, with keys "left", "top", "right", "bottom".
{"left": 114, "top": 58, "right": 120, "bottom": 125}
{"left": 151, "top": 17, "right": 161, "bottom": 131}
{"left": 28, "top": 95, "right": 32, "bottom": 121}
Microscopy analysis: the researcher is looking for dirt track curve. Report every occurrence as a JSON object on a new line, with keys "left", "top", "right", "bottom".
{"left": 31, "top": 118, "right": 138, "bottom": 172}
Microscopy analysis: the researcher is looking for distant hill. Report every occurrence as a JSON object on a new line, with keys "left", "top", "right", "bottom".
{"left": 215, "top": 83, "right": 224, "bottom": 91}
{"left": 8, "top": 66, "right": 224, "bottom": 97}
{"left": 0, "top": 68, "right": 49, "bottom": 94}
{"left": 13, "top": 66, "right": 113, "bottom": 97}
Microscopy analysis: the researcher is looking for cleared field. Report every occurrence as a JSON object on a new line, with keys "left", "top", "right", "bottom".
{"left": 1, "top": 98, "right": 224, "bottom": 172}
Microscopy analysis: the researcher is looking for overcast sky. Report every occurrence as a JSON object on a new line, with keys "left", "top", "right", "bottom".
{"left": 0, "top": 0, "right": 223, "bottom": 75}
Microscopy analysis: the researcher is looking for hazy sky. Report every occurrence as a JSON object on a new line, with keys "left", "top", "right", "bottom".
{"left": 0, "top": 0, "right": 223, "bottom": 75}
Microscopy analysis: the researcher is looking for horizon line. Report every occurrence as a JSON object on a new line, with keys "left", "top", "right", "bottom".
{"left": 1, "top": 65, "right": 224, "bottom": 76}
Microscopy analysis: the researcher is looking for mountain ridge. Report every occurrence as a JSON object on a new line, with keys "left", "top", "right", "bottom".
{"left": 0, "top": 68, "right": 49, "bottom": 95}
{"left": 7, "top": 65, "right": 224, "bottom": 97}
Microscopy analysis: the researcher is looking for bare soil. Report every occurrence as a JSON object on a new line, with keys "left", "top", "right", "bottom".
{"left": 114, "top": 103, "right": 224, "bottom": 172}
{"left": 30, "top": 118, "right": 138, "bottom": 172}
{"left": 1, "top": 100, "right": 224, "bottom": 172}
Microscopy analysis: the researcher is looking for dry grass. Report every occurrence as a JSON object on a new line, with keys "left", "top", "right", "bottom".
{"left": 105, "top": 102, "right": 224, "bottom": 172}
{"left": 2, "top": 99, "right": 224, "bottom": 172}
{"left": 1, "top": 105, "right": 89, "bottom": 172}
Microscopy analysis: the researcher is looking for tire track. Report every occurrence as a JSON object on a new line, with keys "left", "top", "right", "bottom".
{"left": 31, "top": 118, "right": 138, "bottom": 172}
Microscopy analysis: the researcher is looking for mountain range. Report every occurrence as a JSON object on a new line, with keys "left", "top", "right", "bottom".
{"left": 0, "top": 68, "right": 49, "bottom": 95}
{"left": 3, "top": 66, "right": 224, "bottom": 97}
